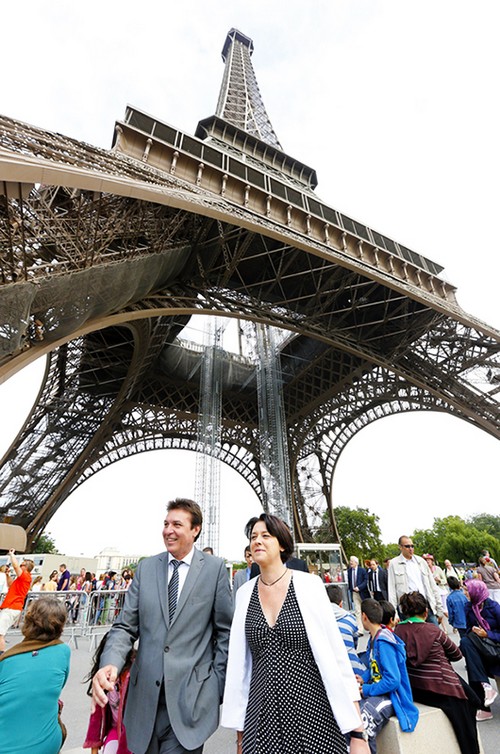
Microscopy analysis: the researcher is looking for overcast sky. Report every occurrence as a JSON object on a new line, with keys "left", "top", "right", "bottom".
{"left": 0, "top": 1, "right": 499, "bottom": 561}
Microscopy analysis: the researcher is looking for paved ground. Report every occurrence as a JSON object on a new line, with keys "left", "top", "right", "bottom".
{"left": 5, "top": 629, "right": 494, "bottom": 754}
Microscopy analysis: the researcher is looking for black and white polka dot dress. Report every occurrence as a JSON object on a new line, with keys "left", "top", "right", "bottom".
{"left": 242, "top": 577, "right": 348, "bottom": 754}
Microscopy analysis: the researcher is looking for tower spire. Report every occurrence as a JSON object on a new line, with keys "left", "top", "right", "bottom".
{"left": 215, "top": 28, "right": 282, "bottom": 149}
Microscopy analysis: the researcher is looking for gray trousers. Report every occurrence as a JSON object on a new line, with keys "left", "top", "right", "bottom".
{"left": 145, "top": 690, "right": 203, "bottom": 754}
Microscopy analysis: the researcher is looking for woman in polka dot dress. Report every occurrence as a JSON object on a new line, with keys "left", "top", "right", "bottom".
{"left": 222, "top": 513, "right": 370, "bottom": 754}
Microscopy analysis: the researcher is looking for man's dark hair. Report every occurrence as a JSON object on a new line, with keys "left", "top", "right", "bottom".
{"left": 379, "top": 600, "right": 396, "bottom": 625}
{"left": 447, "top": 576, "right": 461, "bottom": 590}
{"left": 167, "top": 498, "right": 203, "bottom": 540}
{"left": 361, "top": 598, "right": 383, "bottom": 624}
{"left": 244, "top": 545, "right": 251, "bottom": 556}
{"left": 245, "top": 513, "right": 294, "bottom": 563}
{"left": 399, "top": 591, "right": 429, "bottom": 618}
{"left": 326, "top": 584, "right": 343, "bottom": 605}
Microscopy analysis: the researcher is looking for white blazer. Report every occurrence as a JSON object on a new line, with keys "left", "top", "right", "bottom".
{"left": 221, "top": 570, "right": 361, "bottom": 734}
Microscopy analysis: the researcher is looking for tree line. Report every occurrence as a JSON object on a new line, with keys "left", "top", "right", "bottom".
{"left": 317, "top": 507, "right": 500, "bottom": 565}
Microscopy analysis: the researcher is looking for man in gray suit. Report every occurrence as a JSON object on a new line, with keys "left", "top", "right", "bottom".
{"left": 92, "top": 498, "right": 233, "bottom": 754}
{"left": 232, "top": 545, "right": 252, "bottom": 593}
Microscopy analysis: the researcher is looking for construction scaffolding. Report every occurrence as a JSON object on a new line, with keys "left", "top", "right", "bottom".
{"left": 0, "top": 28, "right": 498, "bottom": 548}
{"left": 195, "top": 317, "right": 224, "bottom": 553}
{"left": 255, "top": 324, "right": 293, "bottom": 527}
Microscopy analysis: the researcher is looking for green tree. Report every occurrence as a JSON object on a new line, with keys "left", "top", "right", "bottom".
{"left": 332, "top": 505, "right": 383, "bottom": 562}
{"left": 379, "top": 543, "right": 400, "bottom": 562}
{"left": 33, "top": 532, "right": 58, "bottom": 554}
{"left": 467, "top": 513, "right": 500, "bottom": 541}
{"left": 412, "top": 516, "right": 499, "bottom": 564}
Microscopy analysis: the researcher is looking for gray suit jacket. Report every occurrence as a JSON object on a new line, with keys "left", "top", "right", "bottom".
{"left": 100, "top": 548, "right": 233, "bottom": 753}
{"left": 232, "top": 567, "right": 250, "bottom": 592}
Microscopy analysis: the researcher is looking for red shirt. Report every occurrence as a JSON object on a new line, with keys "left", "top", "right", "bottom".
{"left": 2, "top": 570, "right": 32, "bottom": 610}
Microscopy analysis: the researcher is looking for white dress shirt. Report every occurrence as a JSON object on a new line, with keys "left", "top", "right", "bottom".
{"left": 405, "top": 557, "right": 426, "bottom": 594}
{"left": 168, "top": 547, "right": 195, "bottom": 597}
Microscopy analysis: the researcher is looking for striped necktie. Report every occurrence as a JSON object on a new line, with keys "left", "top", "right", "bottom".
{"left": 168, "top": 560, "right": 182, "bottom": 622}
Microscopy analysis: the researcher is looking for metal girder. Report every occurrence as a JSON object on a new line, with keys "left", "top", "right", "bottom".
{"left": 0, "top": 29, "right": 498, "bottom": 547}
{"left": 216, "top": 29, "right": 282, "bottom": 149}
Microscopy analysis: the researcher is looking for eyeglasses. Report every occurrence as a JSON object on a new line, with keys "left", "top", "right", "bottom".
{"left": 402, "top": 544, "right": 415, "bottom": 549}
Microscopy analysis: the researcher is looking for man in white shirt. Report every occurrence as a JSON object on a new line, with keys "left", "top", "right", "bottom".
{"left": 347, "top": 555, "right": 369, "bottom": 632}
{"left": 93, "top": 498, "right": 233, "bottom": 754}
{"left": 388, "top": 535, "right": 443, "bottom": 623}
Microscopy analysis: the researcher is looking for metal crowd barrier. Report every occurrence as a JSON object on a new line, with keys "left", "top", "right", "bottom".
{"left": 5, "top": 588, "right": 129, "bottom": 650}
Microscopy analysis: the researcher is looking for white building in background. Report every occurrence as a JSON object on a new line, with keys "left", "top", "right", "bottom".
{"left": 0, "top": 553, "right": 99, "bottom": 583}
{"left": 96, "top": 547, "right": 142, "bottom": 574}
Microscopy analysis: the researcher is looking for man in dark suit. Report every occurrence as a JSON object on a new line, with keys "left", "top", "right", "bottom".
{"left": 367, "top": 558, "right": 388, "bottom": 601}
{"left": 92, "top": 498, "right": 233, "bottom": 754}
{"left": 286, "top": 555, "right": 309, "bottom": 572}
{"left": 347, "top": 555, "right": 369, "bottom": 633}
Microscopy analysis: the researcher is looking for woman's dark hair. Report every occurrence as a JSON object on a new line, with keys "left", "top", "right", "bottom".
{"left": 447, "top": 576, "right": 461, "bottom": 590}
{"left": 22, "top": 597, "right": 67, "bottom": 642}
{"left": 85, "top": 632, "right": 135, "bottom": 696}
{"left": 245, "top": 513, "right": 294, "bottom": 563}
{"left": 399, "top": 591, "right": 429, "bottom": 618}
{"left": 379, "top": 600, "right": 396, "bottom": 625}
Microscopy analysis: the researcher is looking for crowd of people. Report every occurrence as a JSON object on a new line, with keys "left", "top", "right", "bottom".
{"left": 0, "top": 510, "right": 499, "bottom": 754}
{"left": 343, "top": 536, "right": 500, "bottom": 748}
{"left": 0, "top": 556, "right": 136, "bottom": 641}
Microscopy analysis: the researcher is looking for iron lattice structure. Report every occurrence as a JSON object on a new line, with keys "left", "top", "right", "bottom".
{"left": 0, "top": 28, "right": 499, "bottom": 549}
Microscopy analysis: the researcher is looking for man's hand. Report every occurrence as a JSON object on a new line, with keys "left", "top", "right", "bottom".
{"left": 354, "top": 674, "right": 364, "bottom": 696}
{"left": 92, "top": 665, "right": 118, "bottom": 710}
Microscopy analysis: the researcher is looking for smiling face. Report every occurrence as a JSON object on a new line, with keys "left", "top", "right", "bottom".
{"left": 250, "top": 520, "right": 284, "bottom": 568}
{"left": 162, "top": 507, "right": 201, "bottom": 560}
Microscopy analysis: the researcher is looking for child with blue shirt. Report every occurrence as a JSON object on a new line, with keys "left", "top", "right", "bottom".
{"left": 354, "top": 599, "right": 419, "bottom": 753}
{"left": 446, "top": 576, "right": 468, "bottom": 637}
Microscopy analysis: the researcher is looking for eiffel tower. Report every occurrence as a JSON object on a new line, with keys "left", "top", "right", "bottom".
{"left": 0, "top": 28, "right": 499, "bottom": 550}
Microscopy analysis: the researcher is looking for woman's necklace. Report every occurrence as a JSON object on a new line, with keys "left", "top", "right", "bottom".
{"left": 260, "top": 569, "right": 288, "bottom": 587}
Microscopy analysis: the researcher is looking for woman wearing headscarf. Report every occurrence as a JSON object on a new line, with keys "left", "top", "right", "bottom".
{"left": 460, "top": 579, "right": 500, "bottom": 721}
